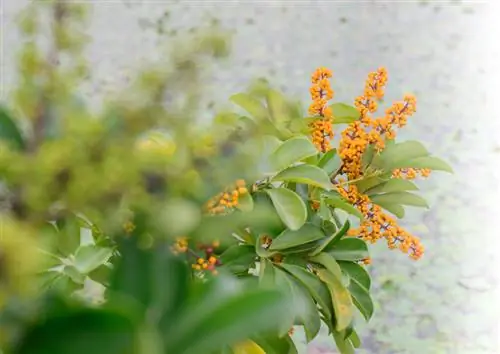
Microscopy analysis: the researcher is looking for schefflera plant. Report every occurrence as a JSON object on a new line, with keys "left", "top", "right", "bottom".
{"left": 203, "top": 67, "right": 453, "bottom": 353}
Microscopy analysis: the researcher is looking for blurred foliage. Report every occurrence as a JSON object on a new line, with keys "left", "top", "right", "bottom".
{"left": 0, "top": 1, "right": 452, "bottom": 354}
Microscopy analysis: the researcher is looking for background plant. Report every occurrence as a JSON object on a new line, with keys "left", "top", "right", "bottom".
{"left": 0, "top": 1, "right": 452, "bottom": 354}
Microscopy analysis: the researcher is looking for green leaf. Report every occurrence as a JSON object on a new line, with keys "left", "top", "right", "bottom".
{"left": 361, "top": 144, "right": 376, "bottom": 170}
{"left": 318, "top": 148, "right": 341, "bottom": 175}
{"left": 55, "top": 214, "right": 82, "bottom": 256}
{"left": 364, "top": 178, "right": 418, "bottom": 195}
{"left": 348, "top": 277, "right": 374, "bottom": 321}
{"left": 322, "top": 192, "right": 363, "bottom": 221}
{"left": 279, "top": 263, "right": 333, "bottom": 320}
{"left": 0, "top": 106, "right": 24, "bottom": 150}
{"left": 328, "top": 238, "right": 369, "bottom": 262}
{"left": 62, "top": 265, "right": 85, "bottom": 285}
{"left": 167, "top": 279, "right": 290, "bottom": 354}
{"left": 372, "top": 140, "right": 429, "bottom": 170}
{"left": 370, "top": 191, "right": 429, "bottom": 209}
{"left": 330, "top": 103, "right": 360, "bottom": 124}
{"left": 318, "top": 199, "right": 332, "bottom": 221}
{"left": 236, "top": 192, "right": 254, "bottom": 212}
{"left": 316, "top": 268, "right": 354, "bottom": 332}
{"left": 272, "top": 165, "right": 332, "bottom": 190}
{"left": 333, "top": 330, "right": 355, "bottom": 354}
{"left": 355, "top": 176, "right": 388, "bottom": 194}
{"left": 372, "top": 201, "right": 405, "bottom": 218}
{"left": 252, "top": 334, "right": 298, "bottom": 354}
{"left": 270, "top": 223, "right": 325, "bottom": 251}
{"left": 274, "top": 268, "right": 321, "bottom": 342}
{"left": 309, "top": 253, "right": 342, "bottom": 280}
{"left": 265, "top": 188, "right": 307, "bottom": 231}
{"left": 391, "top": 156, "right": 453, "bottom": 173}
{"left": 266, "top": 89, "right": 292, "bottom": 128}
{"left": 230, "top": 93, "right": 269, "bottom": 121}
{"left": 88, "top": 264, "right": 113, "bottom": 286}
{"left": 269, "top": 136, "right": 318, "bottom": 172}
{"left": 73, "top": 245, "right": 114, "bottom": 274}
{"left": 310, "top": 219, "right": 350, "bottom": 256}
{"left": 348, "top": 329, "right": 361, "bottom": 348}
{"left": 338, "top": 261, "right": 371, "bottom": 290}
{"left": 219, "top": 245, "right": 256, "bottom": 274}
{"left": 15, "top": 307, "right": 137, "bottom": 354}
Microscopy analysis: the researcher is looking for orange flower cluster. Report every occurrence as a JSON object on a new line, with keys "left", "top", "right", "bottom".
{"left": 308, "top": 67, "right": 334, "bottom": 152}
{"left": 205, "top": 180, "right": 248, "bottom": 214}
{"left": 192, "top": 255, "right": 219, "bottom": 274}
{"left": 192, "top": 241, "right": 221, "bottom": 275}
{"left": 171, "top": 237, "right": 189, "bottom": 254}
{"left": 339, "top": 68, "right": 418, "bottom": 179}
{"left": 393, "top": 168, "right": 431, "bottom": 180}
{"left": 337, "top": 182, "right": 424, "bottom": 260}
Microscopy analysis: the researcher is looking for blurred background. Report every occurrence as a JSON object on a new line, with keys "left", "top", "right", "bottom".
{"left": 2, "top": 0, "right": 499, "bottom": 353}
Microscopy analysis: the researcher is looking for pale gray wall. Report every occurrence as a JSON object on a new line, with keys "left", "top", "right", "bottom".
{"left": 2, "top": 1, "right": 500, "bottom": 353}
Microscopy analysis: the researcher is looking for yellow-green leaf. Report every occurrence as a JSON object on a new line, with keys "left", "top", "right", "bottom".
{"left": 316, "top": 269, "right": 354, "bottom": 332}
{"left": 330, "top": 103, "right": 360, "bottom": 124}
{"left": 364, "top": 178, "right": 418, "bottom": 196}
{"left": 269, "top": 137, "right": 318, "bottom": 172}
{"left": 230, "top": 93, "right": 269, "bottom": 121}
{"left": 272, "top": 165, "right": 332, "bottom": 191}
{"left": 370, "top": 191, "right": 429, "bottom": 209}
{"left": 391, "top": 156, "right": 453, "bottom": 173}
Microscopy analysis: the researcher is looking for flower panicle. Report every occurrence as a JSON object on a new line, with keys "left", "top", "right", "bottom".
{"left": 205, "top": 179, "right": 248, "bottom": 215}
{"left": 308, "top": 67, "right": 335, "bottom": 153}
{"left": 337, "top": 183, "right": 424, "bottom": 260}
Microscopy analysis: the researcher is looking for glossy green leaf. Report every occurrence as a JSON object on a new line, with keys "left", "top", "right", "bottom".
{"left": 370, "top": 191, "right": 429, "bottom": 209}
{"left": 328, "top": 238, "right": 369, "bottom": 262}
{"left": 310, "top": 219, "right": 350, "bottom": 256}
{"left": 316, "top": 268, "right": 354, "bottom": 332}
{"left": 348, "top": 329, "right": 361, "bottom": 348}
{"left": 318, "top": 148, "right": 341, "bottom": 175}
{"left": 309, "top": 253, "right": 342, "bottom": 279}
{"left": 265, "top": 188, "right": 307, "bottom": 231}
{"left": 230, "top": 93, "right": 269, "bottom": 121}
{"left": 391, "top": 155, "right": 453, "bottom": 173}
{"left": 330, "top": 103, "right": 360, "bottom": 124}
{"left": 15, "top": 307, "right": 136, "bottom": 354}
{"left": 364, "top": 178, "right": 418, "bottom": 196}
{"left": 338, "top": 261, "right": 371, "bottom": 290}
{"left": 274, "top": 267, "right": 321, "bottom": 342}
{"left": 355, "top": 175, "right": 388, "bottom": 194}
{"left": 322, "top": 192, "right": 363, "bottom": 221}
{"left": 269, "top": 136, "right": 318, "bottom": 172}
{"left": 373, "top": 201, "right": 405, "bottom": 218}
{"left": 73, "top": 245, "right": 114, "bottom": 274}
{"left": 219, "top": 244, "right": 256, "bottom": 272}
{"left": 372, "top": 140, "right": 429, "bottom": 170}
{"left": 318, "top": 199, "right": 332, "bottom": 221}
{"left": 272, "top": 165, "right": 332, "bottom": 190}
{"left": 348, "top": 277, "right": 374, "bottom": 321}
{"left": 361, "top": 144, "right": 376, "bottom": 170}
{"left": 270, "top": 223, "right": 325, "bottom": 251}
{"left": 0, "top": 106, "right": 24, "bottom": 150}
{"left": 333, "top": 330, "right": 355, "bottom": 354}
{"left": 279, "top": 263, "right": 333, "bottom": 320}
